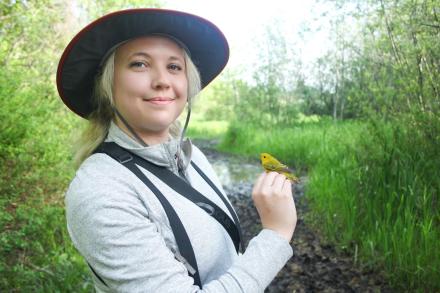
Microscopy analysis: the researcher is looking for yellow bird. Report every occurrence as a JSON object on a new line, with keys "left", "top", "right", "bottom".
{"left": 260, "top": 153, "right": 299, "bottom": 183}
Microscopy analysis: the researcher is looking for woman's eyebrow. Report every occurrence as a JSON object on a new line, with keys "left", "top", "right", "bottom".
{"left": 168, "top": 56, "right": 184, "bottom": 62}
{"left": 127, "top": 52, "right": 184, "bottom": 63}
{"left": 129, "top": 52, "right": 151, "bottom": 59}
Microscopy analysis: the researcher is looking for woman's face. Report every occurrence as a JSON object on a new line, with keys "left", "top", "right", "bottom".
{"left": 113, "top": 36, "right": 188, "bottom": 144}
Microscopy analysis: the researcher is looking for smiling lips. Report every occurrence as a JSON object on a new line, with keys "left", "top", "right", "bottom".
{"left": 144, "top": 97, "right": 175, "bottom": 105}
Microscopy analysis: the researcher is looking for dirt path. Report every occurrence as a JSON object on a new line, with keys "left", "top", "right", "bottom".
{"left": 195, "top": 139, "right": 391, "bottom": 292}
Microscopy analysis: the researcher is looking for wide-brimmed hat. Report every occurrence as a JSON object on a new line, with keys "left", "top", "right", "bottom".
{"left": 56, "top": 8, "right": 229, "bottom": 118}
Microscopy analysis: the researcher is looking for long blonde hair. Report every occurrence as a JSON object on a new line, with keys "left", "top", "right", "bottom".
{"left": 74, "top": 43, "right": 201, "bottom": 167}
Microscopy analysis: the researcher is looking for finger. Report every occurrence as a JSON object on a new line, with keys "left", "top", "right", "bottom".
{"left": 261, "top": 171, "right": 278, "bottom": 189}
{"left": 281, "top": 178, "right": 293, "bottom": 196}
{"left": 253, "top": 172, "right": 267, "bottom": 194}
{"left": 272, "top": 173, "right": 287, "bottom": 192}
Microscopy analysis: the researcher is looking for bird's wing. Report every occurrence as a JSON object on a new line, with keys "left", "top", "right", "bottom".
{"left": 264, "top": 162, "right": 278, "bottom": 171}
{"left": 276, "top": 164, "right": 290, "bottom": 172}
{"left": 264, "top": 162, "right": 290, "bottom": 172}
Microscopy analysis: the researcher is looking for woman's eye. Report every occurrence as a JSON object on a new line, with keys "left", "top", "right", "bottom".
{"left": 168, "top": 64, "right": 183, "bottom": 71}
{"left": 130, "top": 61, "right": 148, "bottom": 68}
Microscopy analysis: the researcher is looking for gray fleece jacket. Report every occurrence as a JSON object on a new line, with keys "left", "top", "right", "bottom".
{"left": 65, "top": 122, "right": 293, "bottom": 292}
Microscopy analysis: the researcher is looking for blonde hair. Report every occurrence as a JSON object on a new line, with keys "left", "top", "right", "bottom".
{"left": 74, "top": 44, "right": 201, "bottom": 167}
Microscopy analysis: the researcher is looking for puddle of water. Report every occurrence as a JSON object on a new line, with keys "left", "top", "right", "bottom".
{"left": 211, "top": 159, "right": 262, "bottom": 186}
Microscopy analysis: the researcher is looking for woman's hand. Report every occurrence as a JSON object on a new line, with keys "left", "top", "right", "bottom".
{"left": 252, "top": 171, "right": 297, "bottom": 242}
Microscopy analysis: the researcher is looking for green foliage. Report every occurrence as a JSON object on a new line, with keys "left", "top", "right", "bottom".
{"left": 186, "top": 120, "right": 229, "bottom": 140}
{"left": 82, "top": 0, "right": 162, "bottom": 19}
{"left": 0, "top": 63, "right": 89, "bottom": 290}
{"left": 192, "top": 75, "right": 236, "bottom": 121}
{"left": 219, "top": 118, "right": 359, "bottom": 173}
{"left": 0, "top": 0, "right": 162, "bottom": 291}
{"left": 219, "top": 116, "right": 440, "bottom": 291}
{"left": 350, "top": 114, "right": 440, "bottom": 289}
{"left": 312, "top": 0, "right": 440, "bottom": 119}
{"left": 1, "top": 198, "right": 93, "bottom": 292}
{"left": 194, "top": 22, "right": 304, "bottom": 127}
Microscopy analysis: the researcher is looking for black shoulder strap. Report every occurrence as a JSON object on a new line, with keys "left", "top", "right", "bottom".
{"left": 95, "top": 142, "right": 202, "bottom": 288}
{"left": 190, "top": 162, "right": 244, "bottom": 253}
{"left": 129, "top": 153, "right": 243, "bottom": 253}
{"left": 97, "top": 142, "right": 243, "bottom": 252}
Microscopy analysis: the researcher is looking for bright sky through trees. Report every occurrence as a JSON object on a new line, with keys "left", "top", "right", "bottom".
{"left": 163, "top": 0, "right": 333, "bottom": 79}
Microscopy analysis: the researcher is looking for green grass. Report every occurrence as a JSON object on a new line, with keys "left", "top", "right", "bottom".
{"left": 215, "top": 118, "right": 439, "bottom": 292}
{"left": 218, "top": 119, "right": 360, "bottom": 171}
{"left": 186, "top": 119, "right": 229, "bottom": 139}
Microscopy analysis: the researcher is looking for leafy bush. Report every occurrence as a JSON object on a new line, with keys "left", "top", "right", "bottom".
{"left": 0, "top": 66, "right": 92, "bottom": 291}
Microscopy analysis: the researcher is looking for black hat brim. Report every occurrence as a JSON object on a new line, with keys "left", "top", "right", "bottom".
{"left": 56, "top": 8, "right": 229, "bottom": 118}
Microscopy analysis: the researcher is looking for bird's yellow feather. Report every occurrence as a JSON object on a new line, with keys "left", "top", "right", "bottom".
{"left": 260, "top": 152, "right": 299, "bottom": 183}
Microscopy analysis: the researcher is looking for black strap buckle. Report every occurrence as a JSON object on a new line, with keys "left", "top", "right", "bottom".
{"left": 196, "top": 202, "right": 215, "bottom": 216}
{"left": 117, "top": 153, "right": 133, "bottom": 164}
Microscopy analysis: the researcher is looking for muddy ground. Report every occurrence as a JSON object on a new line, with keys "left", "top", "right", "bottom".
{"left": 195, "top": 140, "right": 392, "bottom": 293}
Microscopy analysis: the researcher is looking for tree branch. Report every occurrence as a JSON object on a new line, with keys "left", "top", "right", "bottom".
{"left": 420, "top": 23, "right": 440, "bottom": 29}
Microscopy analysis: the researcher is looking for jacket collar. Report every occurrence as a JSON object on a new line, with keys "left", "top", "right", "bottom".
{"left": 105, "top": 122, "right": 192, "bottom": 175}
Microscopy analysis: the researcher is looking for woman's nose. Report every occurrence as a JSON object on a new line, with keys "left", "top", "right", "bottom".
{"left": 151, "top": 68, "right": 170, "bottom": 89}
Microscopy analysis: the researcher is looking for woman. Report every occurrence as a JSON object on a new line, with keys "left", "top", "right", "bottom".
{"left": 57, "top": 8, "right": 297, "bottom": 292}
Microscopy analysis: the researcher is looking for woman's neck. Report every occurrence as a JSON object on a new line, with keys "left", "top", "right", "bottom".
{"left": 114, "top": 119, "right": 170, "bottom": 146}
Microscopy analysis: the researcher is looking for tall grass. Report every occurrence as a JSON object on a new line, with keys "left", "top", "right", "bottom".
{"left": 218, "top": 117, "right": 439, "bottom": 291}
{"left": 351, "top": 115, "right": 440, "bottom": 289}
